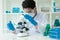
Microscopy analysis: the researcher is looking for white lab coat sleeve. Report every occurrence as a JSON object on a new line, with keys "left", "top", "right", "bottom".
{"left": 35, "top": 13, "right": 48, "bottom": 26}
{"left": 34, "top": 13, "right": 49, "bottom": 33}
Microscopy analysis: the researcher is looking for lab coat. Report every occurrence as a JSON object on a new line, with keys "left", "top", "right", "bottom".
{"left": 27, "top": 13, "right": 48, "bottom": 34}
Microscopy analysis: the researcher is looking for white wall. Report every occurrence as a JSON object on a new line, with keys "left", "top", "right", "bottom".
{"left": 36, "top": 0, "right": 51, "bottom": 13}
{"left": 4, "top": 0, "right": 24, "bottom": 13}
{"left": 0, "top": 0, "right": 5, "bottom": 40}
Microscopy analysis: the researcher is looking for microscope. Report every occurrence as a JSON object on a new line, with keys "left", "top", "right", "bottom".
{"left": 16, "top": 14, "right": 29, "bottom": 37}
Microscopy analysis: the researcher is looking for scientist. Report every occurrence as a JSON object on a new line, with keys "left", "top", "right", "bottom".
{"left": 22, "top": 0, "right": 48, "bottom": 33}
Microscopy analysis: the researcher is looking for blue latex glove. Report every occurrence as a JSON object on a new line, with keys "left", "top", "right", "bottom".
{"left": 7, "top": 21, "right": 15, "bottom": 31}
{"left": 23, "top": 14, "right": 38, "bottom": 26}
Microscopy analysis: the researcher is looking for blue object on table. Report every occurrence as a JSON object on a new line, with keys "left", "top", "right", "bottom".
{"left": 23, "top": 14, "right": 38, "bottom": 26}
{"left": 12, "top": 7, "right": 20, "bottom": 13}
{"left": 49, "top": 28, "right": 60, "bottom": 39}
{"left": 7, "top": 21, "right": 15, "bottom": 31}
{"left": 54, "top": 19, "right": 60, "bottom": 27}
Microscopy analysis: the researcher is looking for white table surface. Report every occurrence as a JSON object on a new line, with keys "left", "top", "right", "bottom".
{"left": 3, "top": 31, "right": 58, "bottom": 40}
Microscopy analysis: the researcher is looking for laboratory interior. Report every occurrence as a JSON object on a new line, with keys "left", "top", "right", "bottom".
{"left": 3, "top": 0, "right": 60, "bottom": 40}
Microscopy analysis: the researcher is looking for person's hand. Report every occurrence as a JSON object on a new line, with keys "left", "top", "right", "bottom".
{"left": 35, "top": 25, "right": 40, "bottom": 33}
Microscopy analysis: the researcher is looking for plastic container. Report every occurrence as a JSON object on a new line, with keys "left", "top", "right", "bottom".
{"left": 49, "top": 28, "right": 60, "bottom": 39}
{"left": 44, "top": 24, "right": 50, "bottom": 36}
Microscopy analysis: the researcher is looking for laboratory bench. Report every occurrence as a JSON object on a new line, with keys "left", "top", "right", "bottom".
{"left": 3, "top": 31, "right": 58, "bottom": 40}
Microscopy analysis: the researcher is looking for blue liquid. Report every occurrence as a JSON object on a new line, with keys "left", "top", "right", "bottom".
{"left": 12, "top": 8, "right": 20, "bottom": 13}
